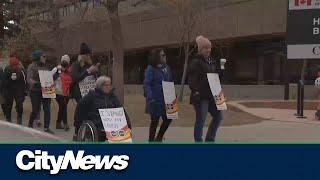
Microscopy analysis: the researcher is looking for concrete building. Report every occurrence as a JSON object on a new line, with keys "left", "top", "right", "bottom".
{"left": 21, "top": 0, "right": 319, "bottom": 85}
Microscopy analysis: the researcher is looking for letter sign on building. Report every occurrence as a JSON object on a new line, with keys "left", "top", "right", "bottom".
{"left": 287, "top": 0, "right": 320, "bottom": 59}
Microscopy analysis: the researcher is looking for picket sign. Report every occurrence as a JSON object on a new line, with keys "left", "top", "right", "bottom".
{"left": 99, "top": 108, "right": 132, "bottom": 143}
{"left": 38, "top": 70, "right": 56, "bottom": 99}
{"left": 207, "top": 73, "right": 227, "bottom": 110}
{"left": 162, "top": 81, "right": 179, "bottom": 120}
{"left": 79, "top": 75, "right": 96, "bottom": 97}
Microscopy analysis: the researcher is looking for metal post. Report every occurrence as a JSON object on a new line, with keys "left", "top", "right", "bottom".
{"left": 297, "top": 80, "right": 306, "bottom": 119}
{"left": 295, "top": 81, "right": 301, "bottom": 116}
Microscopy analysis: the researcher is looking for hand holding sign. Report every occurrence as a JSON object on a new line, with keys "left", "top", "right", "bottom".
{"left": 88, "top": 63, "right": 100, "bottom": 74}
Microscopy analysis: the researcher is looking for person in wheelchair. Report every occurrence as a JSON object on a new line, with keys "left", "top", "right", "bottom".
{"left": 74, "top": 76, "right": 132, "bottom": 141}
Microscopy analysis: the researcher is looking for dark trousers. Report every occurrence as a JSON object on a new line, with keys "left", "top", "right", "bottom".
{"left": 1, "top": 103, "right": 6, "bottom": 119}
{"left": 4, "top": 92, "right": 25, "bottom": 123}
{"left": 56, "top": 95, "right": 69, "bottom": 125}
{"left": 74, "top": 96, "right": 82, "bottom": 135}
{"left": 149, "top": 114, "right": 172, "bottom": 142}
{"left": 28, "top": 92, "right": 51, "bottom": 129}
{"left": 192, "top": 100, "right": 223, "bottom": 142}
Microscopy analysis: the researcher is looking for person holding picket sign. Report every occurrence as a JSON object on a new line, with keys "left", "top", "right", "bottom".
{"left": 27, "top": 50, "right": 54, "bottom": 134}
{"left": 74, "top": 76, "right": 132, "bottom": 142}
{"left": 53, "top": 55, "right": 72, "bottom": 131}
{"left": 188, "top": 35, "right": 225, "bottom": 142}
{"left": 144, "top": 48, "right": 173, "bottom": 142}
{"left": 70, "top": 43, "right": 100, "bottom": 103}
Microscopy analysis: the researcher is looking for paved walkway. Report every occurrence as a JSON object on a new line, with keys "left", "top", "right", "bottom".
{"left": 1, "top": 100, "right": 320, "bottom": 143}
{"left": 229, "top": 100, "right": 320, "bottom": 124}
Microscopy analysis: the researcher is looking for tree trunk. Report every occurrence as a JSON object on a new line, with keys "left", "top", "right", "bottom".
{"left": 50, "top": 0, "right": 62, "bottom": 58}
{"left": 177, "top": 43, "right": 190, "bottom": 102}
{"left": 107, "top": 0, "right": 125, "bottom": 104}
{"left": 0, "top": 2, "right": 4, "bottom": 49}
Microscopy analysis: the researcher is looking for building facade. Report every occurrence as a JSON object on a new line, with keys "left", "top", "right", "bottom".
{"left": 25, "top": 0, "right": 319, "bottom": 84}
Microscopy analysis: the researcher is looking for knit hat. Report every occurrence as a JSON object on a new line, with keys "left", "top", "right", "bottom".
{"left": 80, "top": 43, "right": 92, "bottom": 55}
{"left": 196, "top": 35, "right": 212, "bottom": 52}
{"left": 32, "top": 50, "right": 43, "bottom": 61}
{"left": 61, "top": 54, "right": 70, "bottom": 64}
{"left": 9, "top": 56, "right": 20, "bottom": 67}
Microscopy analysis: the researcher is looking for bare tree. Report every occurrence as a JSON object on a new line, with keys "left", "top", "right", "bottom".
{"left": 166, "top": 0, "right": 207, "bottom": 101}
{"left": 101, "top": 0, "right": 126, "bottom": 104}
{"left": 0, "top": 3, "right": 4, "bottom": 48}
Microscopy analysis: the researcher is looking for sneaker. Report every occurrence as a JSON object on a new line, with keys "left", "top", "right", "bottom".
{"left": 56, "top": 123, "right": 64, "bottom": 129}
{"left": 6, "top": 118, "right": 12, "bottom": 122}
{"left": 36, "top": 121, "right": 42, "bottom": 127}
{"left": 44, "top": 128, "right": 54, "bottom": 134}
{"left": 28, "top": 122, "right": 33, "bottom": 128}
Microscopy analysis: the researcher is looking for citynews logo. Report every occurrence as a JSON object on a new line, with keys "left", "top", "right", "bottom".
{"left": 15, "top": 150, "right": 129, "bottom": 175}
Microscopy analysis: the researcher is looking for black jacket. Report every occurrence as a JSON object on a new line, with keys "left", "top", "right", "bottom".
{"left": 3, "top": 66, "right": 27, "bottom": 96}
{"left": 187, "top": 54, "right": 221, "bottom": 104}
{"left": 74, "top": 88, "right": 132, "bottom": 130}
{"left": 70, "top": 61, "right": 91, "bottom": 99}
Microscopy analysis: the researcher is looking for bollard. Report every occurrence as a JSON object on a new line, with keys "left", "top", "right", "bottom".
{"left": 295, "top": 82, "right": 301, "bottom": 116}
{"left": 296, "top": 80, "right": 306, "bottom": 119}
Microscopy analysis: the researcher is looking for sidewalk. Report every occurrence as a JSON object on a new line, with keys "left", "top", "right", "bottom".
{"left": 1, "top": 99, "right": 320, "bottom": 143}
{"left": 0, "top": 121, "right": 62, "bottom": 142}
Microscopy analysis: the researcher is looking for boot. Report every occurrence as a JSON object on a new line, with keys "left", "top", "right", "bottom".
{"left": 56, "top": 123, "right": 64, "bottom": 129}
{"left": 44, "top": 128, "right": 55, "bottom": 134}
{"left": 6, "top": 117, "right": 12, "bottom": 123}
{"left": 315, "top": 110, "right": 320, "bottom": 120}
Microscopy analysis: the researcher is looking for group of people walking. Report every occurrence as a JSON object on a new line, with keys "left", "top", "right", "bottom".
{"left": 143, "top": 35, "right": 224, "bottom": 142}
{"left": 0, "top": 35, "right": 225, "bottom": 142}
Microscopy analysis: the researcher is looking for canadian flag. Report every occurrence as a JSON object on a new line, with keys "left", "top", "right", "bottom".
{"left": 295, "top": 0, "right": 312, "bottom": 6}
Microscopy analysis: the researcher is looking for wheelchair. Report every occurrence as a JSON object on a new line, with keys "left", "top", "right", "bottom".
{"left": 76, "top": 120, "right": 106, "bottom": 142}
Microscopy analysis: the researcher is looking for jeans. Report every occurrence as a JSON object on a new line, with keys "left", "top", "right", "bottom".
{"left": 4, "top": 91, "right": 25, "bottom": 123}
{"left": 28, "top": 92, "right": 51, "bottom": 129}
{"left": 192, "top": 100, "right": 223, "bottom": 142}
{"left": 149, "top": 114, "right": 172, "bottom": 142}
{"left": 56, "top": 95, "right": 69, "bottom": 125}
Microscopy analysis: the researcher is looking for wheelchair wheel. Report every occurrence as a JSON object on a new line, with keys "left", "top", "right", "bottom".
{"left": 77, "top": 121, "right": 100, "bottom": 142}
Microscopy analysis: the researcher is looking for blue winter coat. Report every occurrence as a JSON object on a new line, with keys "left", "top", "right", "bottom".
{"left": 143, "top": 64, "right": 173, "bottom": 116}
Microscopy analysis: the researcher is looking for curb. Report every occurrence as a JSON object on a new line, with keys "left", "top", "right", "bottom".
{"left": 0, "top": 120, "right": 63, "bottom": 142}
{"left": 228, "top": 101, "right": 320, "bottom": 125}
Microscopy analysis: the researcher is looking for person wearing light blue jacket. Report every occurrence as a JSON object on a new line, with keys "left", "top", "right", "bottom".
{"left": 143, "top": 49, "right": 173, "bottom": 142}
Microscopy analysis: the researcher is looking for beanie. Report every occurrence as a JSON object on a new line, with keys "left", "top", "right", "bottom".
{"left": 61, "top": 54, "right": 70, "bottom": 64}
{"left": 32, "top": 50, "right": 43, "bottom": 61}
{"left": 9, "top": 57, "right": 20, "bottom": 67}
{"left": 80, "top": 43, "right": 92, "bottom": 55}
{"left": 196, "top": 35, "right": 212, "bottom": 52}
